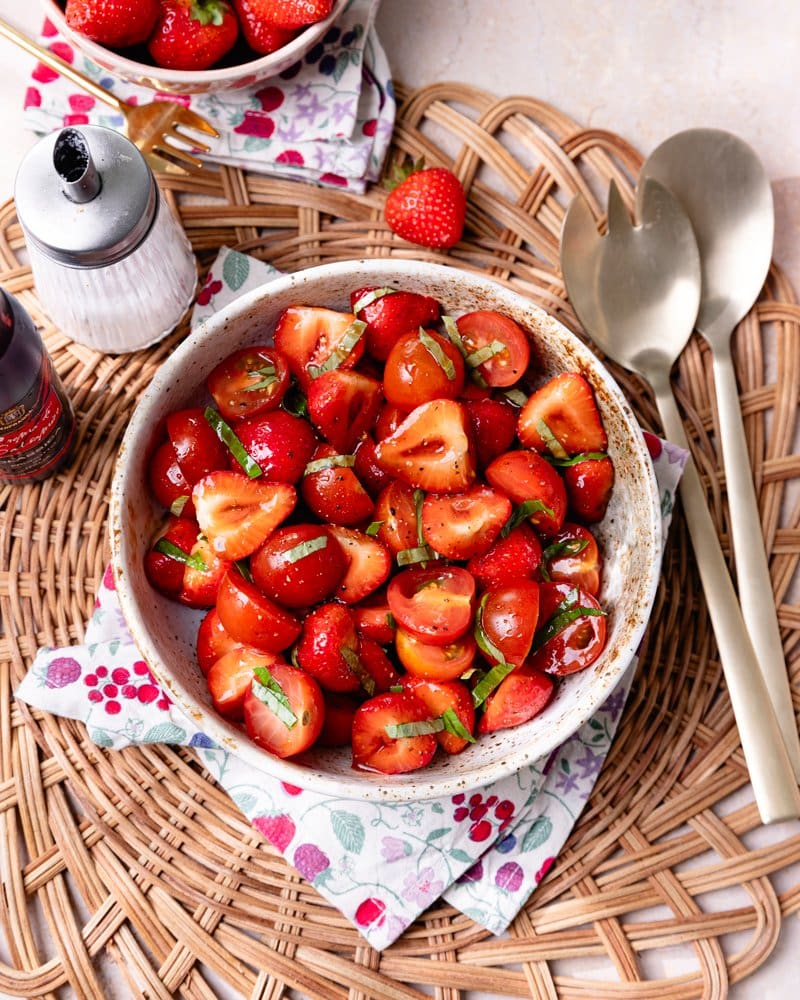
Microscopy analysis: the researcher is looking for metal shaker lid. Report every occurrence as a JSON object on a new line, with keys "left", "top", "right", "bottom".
{"left": 14, "top": 125, "right": 157, "bottom": 268}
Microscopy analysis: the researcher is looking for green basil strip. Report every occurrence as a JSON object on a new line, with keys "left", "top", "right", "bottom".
{"left": 365, "top": 520, "right": 383, "bottom": 536}
{"left": 542, "top": 538, "right": 589, "bottom": 563}
{"left": 204, "top": 407, "right": 262, "bottom": 478}
{"left": 531, "top": 605, "right": 607, "bottom": 653}
{"left": 169, "top": 494, "right": 189, "bottom": 517}
{"left": 465, "top": 339, "right": 506, "bottom": 370}
{"left": 235, "top": 559, "right": 253, "bottom": 582}
{"left": 252, "top": 666, "right": 297, "bottom": 728}
{"left": 352, "top": 286, "right": 398, "bottom": 313}
{"left": 386, "top": 612, "right": 397, "bottom": 630}
{"left": 547, "top": 451, "right": 608, "bottom": 468}
{"left": 341, "top": 647, "right": 376, "bottom": 696}
{"left": 503, "top": 388, "right": 528, "bottom": 406}
{"left": 471, "top": 660, "right": 516, "bottom": 708}
{"left": 500, "top": 499, "right": 555, "bottom": 538}
{"left": 244, "top": 364, "right": 278, "bottom": 392}
{"left": 282, "top": 385, "right": 309, "bottom": 418}
{"left": 285, "top": 534, "right": 328, "bottom": 564}
{"left": 307, "top": 319, "right": 367, "bottom": 378}
{"left": 536, "top": 417, "right": 569, "bottom": 461}
{"left": 290, "top": 645, "right": 301, "bottom": 669}
{"left": 413, "top": 488, "right": 426, "bottom": 547}
{"left": 397, "top": 544, "right": 437, "bottom": 567}
{"left": 304, "top": 453, "right": 355, "bottom": 476}
{"left": 441, "top": 315, "right": 468, "bottom": 357}
{"left": 473, "top": 592, "right": 508, "bottom": 666}
{"left": 389, "top": 684, "right": 404, "bottom": 693}
{"left": 440, "top": 707, "right": 476, "bottom": 743}
{"left": 154, "top": 538, "right": 207, "bottom": 572}
{"left": 418, "top": 327, "right": 456, "bottom": 380}
{"left": 385, "top": 718, "right": 445, "bottom": 739}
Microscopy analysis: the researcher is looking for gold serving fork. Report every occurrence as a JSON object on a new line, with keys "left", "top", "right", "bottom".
{"left": 0, "top": 16, "right": 219, "bottom": 175}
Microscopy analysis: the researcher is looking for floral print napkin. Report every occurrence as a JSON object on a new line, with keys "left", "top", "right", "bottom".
{"left": 22, "top": 0, "right": 394, "bottom": 193}
{"left": 16, "top": 248, "right": 687, "bottom": 947}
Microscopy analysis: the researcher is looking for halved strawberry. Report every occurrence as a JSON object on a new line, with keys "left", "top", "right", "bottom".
{"left": 467, "top": 523, "right": 542, "bottom": 590}
{"left": 192, "top": 471, "right": 296, "bottom": 560}
{"left": 327, "top": 525, "right": 392, "bottom": 604}
{"left": 295, "top": 603, "right": 363, "bottom": 693}
{"left": 477, "top": 667, "right": 554, "bottom": 733}
{"left": 351, "top": 590, "right": 395, "bottom": 644}
{"left": 485, "top": 450, "right": 566, "bottom": 537}
{"left": 273, "top": 306, "right": 365, "bottom": 389}
{"left": 351, "top": 691, "right": 438, "bottom": 774}
{"left": 374, "top": 399, "right": 475, "bottom": 493}
{"left": 421, "top": 484, "right": 511, "bottom": 560}
{"left": 357, "top": 636, "right": 400, "bottom": 692}
{"left": 197, "top": 608, "right": 243, "bottom": 675}
{"left": 517, "top": 372, "right": 607, "bottom": 455}
{"left": 207, "top": 647, "right": 285, "bottom": 721}
{"left": 372, "top": 480, "right": 418, "bottom": 556}
{"left": 234, "top": 410, "right": 317, "bottom": 484}
{"left": 465, "top": 397, "right": 517, "bottom": 469}
{"left": 564, "top": 456, "right": 615, "bottom": 523}
{"left": 301, "top": 444, "right": 374, "bottom": 526}
{"left": 307, "top": 368, "right": 382, "bottom": 454}
{"left": 401, "top": 676, "right": 475, "bottom": 754}
{"left": 353, "top": 435, "right": 393, "bottom": 498}
{"left": 350, "top": 287, "right": 441, "bottom": 361}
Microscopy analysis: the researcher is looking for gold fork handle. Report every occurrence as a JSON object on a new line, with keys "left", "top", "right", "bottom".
{"left": 0, "top": 16, "right": 125, "bottom": 113}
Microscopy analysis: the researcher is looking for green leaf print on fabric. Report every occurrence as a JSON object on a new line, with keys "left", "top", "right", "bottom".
{"left": 331, "top": 810, "right": 365, "bottom": 854}
{"left": 521, "top": 817, "right": 553, "bottom": 852}
{"left": 223, "top": 251, "right": 250, "bottom": 292}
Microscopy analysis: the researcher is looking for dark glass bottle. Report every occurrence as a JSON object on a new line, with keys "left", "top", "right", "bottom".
{"left": 0, "top": 286, "right": 76, "bottom": 483}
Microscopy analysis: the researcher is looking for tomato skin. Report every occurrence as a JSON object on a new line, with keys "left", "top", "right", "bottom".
{"left": 467, "top": 523, "right": 542, "bottom": 591}
{"left": 301, "top": 444, "right": 375, "bottom": 526}
{"left": 233, "top": 410, "right": 317, "bottom": 484}
{"left": 564, "top": 456, "right": 615, "bottom": 524}
{"left": 250, "top": 524, "right": 347, "bottom": 609}
{"left": 207, "top": 647, "right": 283, "bottom": 720}
{"left": 395, "top": 627, "right": 476, "bottom": 681}
{"left": 401, "top": 676, "right": 476, "bottom": 754}
{"left": 351, "top": 691, "right": 438, "bottom": 774}
{"left": 179, "top": 535, "right": 233, "bottom": 608}
{"left": 455, "top": 310, "right": 530, "bottom": 387}
{"left": 465, "top": 397, "right": 517, "bottom": 469}
{"left": 148, "top": 440, "right": 196, "bottom": 517}
{"left": 144, "top": 515, "right": 200, "bottom": 598}
{"left": 216, "top": 570, "right": 302, "bottom": 653}
{"left": 353, "top": 436, "right": 393, "bottom": 498}
{"left": 477, "top": 667, "right": 554, "bottom": 734}
{"left": 167, "top": 408, "right": 229, "bottom": 484}
{"left": 479, "top": 580, "right": 541, "bottom": 668}
{"left": 527, "top": 581, "right": 607, "bottom": 676}
{"left": 421, "top": 485, "right": 511, "bottom": 561}
{"left": 485, "top": 450, "right": 567, "bottom": 537}
{"left": 243, "top": 661, "right": 325, "bottom": 758}
{"left": 383, "top": 329, "right": 465, "bottom": 408}
{"left": 541, "top": 523, "right": 602, "bottom": 595}
{"left": 295, "top": 603, "right": 361, "bottom": 693}
{"left": 373, "top": 480, "right": 418, "bottom": 556}
{"left": 387, "top": 566, "right": 476, "bottom": 647}
{"left": 197, "top": 608, "right": 242, "bottom": 675}
{"left": 206, "top": 346, "right": 290, "bottom": 423}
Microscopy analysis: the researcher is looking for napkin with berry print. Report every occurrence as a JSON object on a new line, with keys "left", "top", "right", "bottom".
{"left": 22, "top": 0, "right": 393, "bottom": 193}
{"left": 16, "top": 247, "right": 687, "bottom": 948}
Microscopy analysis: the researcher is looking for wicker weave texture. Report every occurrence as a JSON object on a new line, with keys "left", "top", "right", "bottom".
{"left": 0, "top": 83, "right": 799, "bottom": 1000}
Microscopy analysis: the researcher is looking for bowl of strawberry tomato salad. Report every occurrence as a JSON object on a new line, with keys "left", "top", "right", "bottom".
{"left": 110, "top": 259, "right": 662, "bottom": 801}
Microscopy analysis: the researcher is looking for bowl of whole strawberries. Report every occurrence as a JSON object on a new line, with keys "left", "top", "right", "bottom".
{"left": 110, "top": 259, "right": 662, "bottom": 801}
{"left": 42, "top": 0, "right": 348, "bottom": 94}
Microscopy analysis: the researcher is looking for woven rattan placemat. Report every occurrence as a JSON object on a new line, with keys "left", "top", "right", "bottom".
{"left": 1, "top": 83, "right": 799, "bottom": 999}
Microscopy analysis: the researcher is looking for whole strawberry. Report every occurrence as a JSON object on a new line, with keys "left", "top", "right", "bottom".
{"left": 243, "top": 0, "right": 333, "bottom": 30}
{"left": 234, "top": 0, "right": 297, "bottom": 54}
{"left": 148, "top": 0, "right": 239, "bottom": 71}
{"left": 65, "top": 0, "right": 160, "bottom": 48}
{"left": 384, "top": 164, "right": 466, "bottom": 250}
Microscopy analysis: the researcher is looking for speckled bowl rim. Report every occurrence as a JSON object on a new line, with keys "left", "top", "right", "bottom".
{"left": 110, "top": 259, "right": 662, "bottom": 802}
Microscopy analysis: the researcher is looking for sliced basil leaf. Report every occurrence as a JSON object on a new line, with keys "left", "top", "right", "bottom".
{"left": 244, "top": 364, "right": 278, "bottom": 392}
{"left": 418, "top": 327, "right": 456, "bottom": 380}
{"left": 285, "top": 534, "right": 328, "bottom": 564}
{"left": 235, "top": 559, "right": 253, "bottom": 583}
{"left": 547, "top": 451, "right": 608, "bottom": 468}
{"left": 440, "top": 707, "right": 476, "bottom": 743}
{"left": 531, "top": 604, "right": 606, "bottom": 653}
{"left": 304, "top": 453, "right": 355, "bottom": 476}
{"left": 169, "top": 494, "right": 189, "bottom": 517}
{"left": 341, "top": 647, "right": 376, "bottom": 696}
{"left": 386, "top": 612, "right": 397, "bottom": 630}
{"left": 154, "top": 538, "right": 207, "bottom": 572}
{"left": 365, "top": 520, "right": 383, "bottom": 536}
{"left": 473, "top": 592, "right": 507, "bottom": 666}
{"left": 352, "top": 286, "right": 398, "bottom": 313}
{"left": 413, "top": 487, "right": 426, "bottom": 547}
{"left": 389, "top": 684, "right": 404, "bottom": 693}
{"left": 282, "top": 384, "right": 309, "bottom": 418}
{"left": 465, "top": 339, "right": 505, "bottom": 370}
{"left": 204, "top": 406, "right": 262, "bottom": 478}
{"left": 307, "top": 319, "right": 366, "bottom": 378}
{"left": 397, "top": 544, "right": 437, "bottom": 567}
{"left": 252, "top": 666, "right": 297, "bottom": 728}
{"left": 500, "top": 499, "right": 555, "bottom": 538}
{"left": 441, "top": 315, "right": 468, "bottom": 357}
{"left": 385, "top": 718, "right": 444, "bottom": 739}
{"left": 541, "top": 538, "right": 589, "bottom": 564}
{"left": 471, "top": 660, "right": 516, "bottom": 708}
{"left": 536, "top": 417, "right": 569, "bottom": 461}
{"left": 503, "top": 388, "right": 528, "bottom": 406}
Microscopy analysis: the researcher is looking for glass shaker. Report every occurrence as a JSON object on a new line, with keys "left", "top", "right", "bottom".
{"left": 14, "top": 125, "right": 198, "bottom": 354}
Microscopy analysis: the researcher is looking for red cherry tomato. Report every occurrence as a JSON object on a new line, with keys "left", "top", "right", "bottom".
{"left": 527, "top": 581, "right": 607, "bottom": 676}
{"left": 455, "top": 310, "right": 530, "bottom": 387}
{"left": 383, "top": 328, "right": 465, "bottom": 408}
{"left": 206, "top": 346, "right": 290, "bottom": 422}
{"left": 351, "top": 691, "right": 438, "bottom": 774}
{"left": 401, "top": 676, "right": 476, "bottom": 754}
{"left": 243, "top": 661, "right": 325, "bottom": 758}
{"left": 148, "top": 440, "right": 196, "bottom": 517}
{"left": 143, "top": 515, "right": 199, "bottom": 599}
{"left": 250, "top": 524, "right": 347, "bottom": 609}
{"left": 387, "top": 566, "right": 476, "bottom": 646}
{"left": 477, "top": 667, "right": 554, "bottom": 733}
{"left": 541, "top": 523, "right": 602, "bottom": 595}
{"left": 196, "top": 608, "right": 242, "bottom": 675}
{"left": 395, "top": 627, "right": 476, "bottom": 681}
{"left": 216, "top": 570, "right": 302, "bottom": 653}
{"left": 477, "top": 580, "right": 541, "bottom": 668}
{"left": 166, "top": 408, "right": 228, "bottom": 484}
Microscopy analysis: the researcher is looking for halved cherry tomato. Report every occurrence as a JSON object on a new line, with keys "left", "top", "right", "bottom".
{"left": 401, "top": 676, "right": 476, "bottom": 754}
{"left": 274, "top": 306, "right": 365, "bottom": 389}
{"left": 477, "top": 581, "right": 540, "bottom": 667}
{"left": 478, "top": 667, "right": 554, "bottom": 733}
{"left": 351, "top": 691, "right": 438, "bottom": 774}
{"left": 395, "top": 627, "right": 476, "bottom": 681}
{"left": 243, "top": 661, "right": 324, "bottom": 758}
{"left": 527, "top": 581, "right": 607, "bottom": 676}
{"left": 541, "top": 523, "right": 602, "bottom": 595}
{"left": 301, "top": 444, "right": 375, "bottom": 526}
{"left": 485, "top": 450, "right": 567, "bottom": 537}
{"left": 166, "top": 408, "right": 228, "bottom": 484}
{"left": 383, "top": 328, "right": 465, "bottom": 408}
{"left": 180, "top": 535, "right": 232, "bottom": 608}
{"left": 387, "top": 566, "right": 476, "bottom": 646}
{"left": 207, "top": 647, "right": 283, "bottom": 720}
{"left": 148, "top": 440, "right": 196, "bottom": 517}
{"left": 250, "top": 524, "right": 347, "bottom": 609}
{"left": 455, "top": 310, "right": 530, "bottom": 387}
{"left": 421, "top": 484, "right": 511, "bottom": 560}
{"left": 206, "top": 346, "right": 290, "bottom": 423}
{"left": 216, "top": 569, "right": 302, "bottom": 653}
{"left": 196, "top": 608, "right": 243, "bottom": 675}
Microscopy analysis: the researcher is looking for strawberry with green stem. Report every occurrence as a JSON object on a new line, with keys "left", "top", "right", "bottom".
{"left": 148, "top": 0, "right": 239, "bottom": 71}
{"left": 384, "top": 159, "right": 467, "bottom": 250}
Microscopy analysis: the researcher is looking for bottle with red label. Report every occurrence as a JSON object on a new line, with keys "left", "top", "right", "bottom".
{"left": 0, "top": 285, "right": 76, "bottom": 483}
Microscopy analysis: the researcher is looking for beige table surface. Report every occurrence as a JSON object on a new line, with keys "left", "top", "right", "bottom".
{"left": 0, "top": 2, "right": 797, "bottom": 997}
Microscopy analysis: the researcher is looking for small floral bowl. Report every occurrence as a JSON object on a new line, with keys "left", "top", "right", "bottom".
{"left": 110, "top": 260, "right": 663, "bottom": 802}
{"left": 41, "top": 0, "right": 348, "bottom": 94}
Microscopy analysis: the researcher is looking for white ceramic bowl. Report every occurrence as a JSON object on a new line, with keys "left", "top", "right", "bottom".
{"left": 41, "top": 0, "right": 348, "bottom": 94}
{"left": 110, "top": 260, "right": 662, "bottom": 801}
